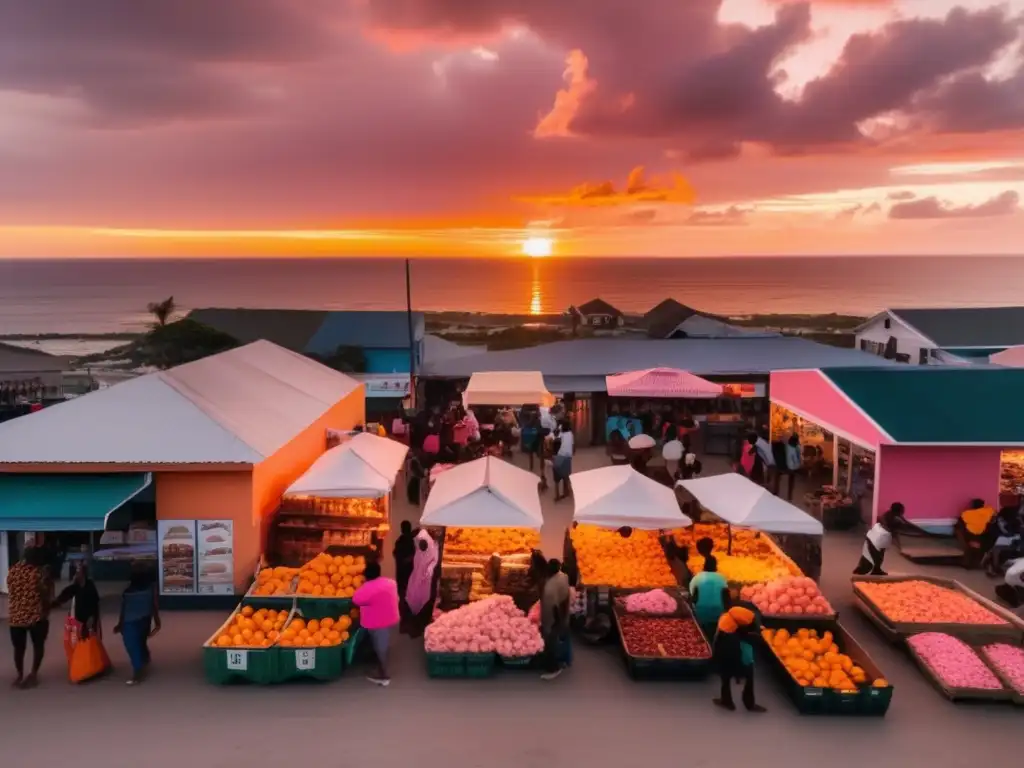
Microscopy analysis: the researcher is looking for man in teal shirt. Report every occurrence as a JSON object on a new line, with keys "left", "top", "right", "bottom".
{"left": 690, "top": 554, "right": 729, "bottom": 639}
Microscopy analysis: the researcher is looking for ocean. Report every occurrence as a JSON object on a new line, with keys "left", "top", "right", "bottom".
{"left": 2, "top": 255, "right": 1023, "bottom": 343}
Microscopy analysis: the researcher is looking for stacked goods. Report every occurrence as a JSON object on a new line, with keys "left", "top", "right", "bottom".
{"left": 212, "top": 606, "right": 288, "bottom": 648}
{"left": 252, "top": 566, "right": 299, "bottom": 597}
{"left": 439, "top": 562, "right": 482, "bottom": 605}
{"left": 741, "top": 576, "right": 834, "bottom": 617}
{"left": 762, "top": 627, "right": 885, "bottom": 691}
{"left": 907, "top": 633, "right": 1004, "bottom": 692}
{"left": 571, "top": 525, "right": 676, "bottom": 588}
{"left": 677, "top": 526, "right": 802, "bottom": 584}
{"left": 855, "top": 580, "right": 1009, "bottom": 626}
{"left": 425, "top": 595, "right": 544, "bottom": 659}
{"left": 619, "top": 616, "right": 711, "bottom": 659}
{"left": 495, "top": 559, "right": 533, "bottom": 598}
{"left": 623, "top": 589, "right": 679, "bottom": 615}
{"left": 444, "top": 527, "right": 539, "bottom": 555}
{"left": 296, "top": 553, "right": 366, "bottom": 598}
{"left": 688, "top": 554, "right": 790, "bottom": 586}
{"left": 322, "top": 529, "right": 375, "bottom": 548}
{"left": 981, "top": 644, "right": 1024, "bottom": 697}
{"left": 278, "top": 613, "right": 355, "bottom": 648}
{"left": 284, "top": 496, "right": 384, "bottom": 518}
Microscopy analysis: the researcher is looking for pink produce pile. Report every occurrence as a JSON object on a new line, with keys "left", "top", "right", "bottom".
{"left": 624, "top": 589, "right": 678, "bottom": 614}
{"left": 983, "top": 643, "right": 1024, "bottom": 694}
{"left": 425, "top": 594, "right": 544, "bottom": 658}
{"left": 740, "top": 576, "right": 834, "bottom": 616}
{"left": 907, "top": 632, "right": 1003, "bottom": 690}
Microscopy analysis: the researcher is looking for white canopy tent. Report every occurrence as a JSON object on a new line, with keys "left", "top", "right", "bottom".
{"left": 284, "top": 433, "right": 409, "bottom": 498}
{"left": 462, "top": 371, "right": 555, "bottom": 407}
{"left": 677, "top": 473, "right": 823, "bottom": 535}
{"left": 420, "top": 456, "right": 544, "bottom": 529}
{"left": 572, "top": 465, "right": 692, "bottom": 530}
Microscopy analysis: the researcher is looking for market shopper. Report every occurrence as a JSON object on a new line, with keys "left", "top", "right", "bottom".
{"left": 853, "top": 504, "right": 905, "bottom": 576}
{"left": 553, "top": 420, "right": 575, "bottom": 502}
{"left": 781, "top": 434, "right": 802, "bottom": 501}
{"left": 52, "top": 561, "right": 108, "bottom": 682}
{"left": 995, "top": 556, "right": 1024, "bottom": 607}
{"left": 540, "top": 559, "right": 571, "bottom": 681}
{"left": 353, "top": 561, "right": 400, "bottom": 686}
{"left": 393, "top": 521, "right": 417, "bottom": 600}
{"left": 690, "top": 555, "right": 729, "bottom": 639}
{"left": 113, "top": 564, "right": 160, "bottom": 686}
{"left": 404, "top": 530, "right": 439, "bottom": 637}
{"left": 712, "top": 604, "right": 765, "bottom": 713}
{"left": 7, "top": 546, "right": 50, "bottom": 689}
{"left": 955, "top": 498, "right": 996, "bottom": 569}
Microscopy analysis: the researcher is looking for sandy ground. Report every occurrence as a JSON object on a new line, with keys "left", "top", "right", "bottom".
{"left": 2, "top": 448, "right": 1022, "bottom": 768}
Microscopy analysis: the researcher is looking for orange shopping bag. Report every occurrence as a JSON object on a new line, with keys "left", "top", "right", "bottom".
{"left": 69, "top": 635, "right": 110, "bottom": 683}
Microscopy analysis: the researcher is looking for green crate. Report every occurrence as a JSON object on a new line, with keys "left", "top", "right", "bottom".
{"left": 343, "top": 628, "right": 365, "bottom": 668}
{"left": 296, "top": 597, "right": 353, "bottom": 620}
{"left": 242, "top": 596, "right": 296, "bottom": 613}
{"left": 465, "top": 653, "right": 496, "bottom": 678}
{"left": 500, "top": 655, "right": 535, "bottom": 669}
{"left": 203, "top": 645, "right": 280, "bottom": 685}
{"left": 426, "top": 652, "right": 467, "bottom": 678}
{"left": 278, "top": 644, "right": 344, "bottom": 682}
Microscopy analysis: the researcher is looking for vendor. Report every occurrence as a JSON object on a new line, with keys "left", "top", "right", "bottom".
{"left": 983, "top": 508, "right": 1022, "bottom": 577}
{"left": 995, "top": 556, "right": 1024, "bottom": 608}
{"left": 853, "top": 503, "right": 905, "bottom": 576}
{"left": 689, "top": 554, "right": 729, "bottom": 638}
{"left": 955, "top": 498, "right": 996, "bottom": 569}
{"left": 712, "top": 604, "right": 765, "bottom": 713}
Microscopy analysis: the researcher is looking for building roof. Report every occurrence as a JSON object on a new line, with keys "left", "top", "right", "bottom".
{"left": 422, "top": 336, "right": 896, "bottom": 384}
{"left": 0, "top": 342, "right": 69, "bottom": 373}
{"left": 0, "top": 340, "right": 362, "bottom": 464}
{"left": 644, "top": 299, "right": 698, "bottom": 338}
{"left": 423, "top": 334, "right": 486, "bottom": 366}
{"left": 822, "top": 367, "right": 1024, "bottom": 444}
{"left": 578, "top": 298, "right": 622, "bottom": 317}
{"left": 187, "top": 308, "right": 425, "bottom": 354}
{"left": 890, "top": 307, "right": 1024, "bottom": 349}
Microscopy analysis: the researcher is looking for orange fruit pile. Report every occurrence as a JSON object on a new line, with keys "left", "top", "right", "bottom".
{"left": 252, "top": 566, "right": 299, "bottom": 596}
{"left": 278, "top": 613, "right": 354, "bottom": 648}
{"left": 444, "top": 527, "right": 540, "bottom": 555}
{"left": 570, "top": 524, "right": 675, "bottom": 589}
{"left": 214, "top": 605, "right": 287, "bottom": 648}
{"left": 296, "top": 552, "right": 366, "bottom": 597}
{"left": 762, "top": 627, "right": 880, "bottom": 691}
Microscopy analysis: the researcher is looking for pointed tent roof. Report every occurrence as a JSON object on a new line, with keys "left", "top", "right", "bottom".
{"left": 572, "top": 465, "right": 692, "bottom": 530}
{"left": 678, "top": 473, "right": 823, "bottom": 535}
{"left": 284, "top": 433, "right": 408, "bottom": 498}
{"left": 420, "top": 456, "right": 543, "bottom": 529}
{"left": 463, "top": 371, "right": 555, "bottom": 407}
{"left": 606, "top": 368, "right": 724, "bottom": 398}
{"left": 0, "top": 340, "right": 362, "bottom": 465}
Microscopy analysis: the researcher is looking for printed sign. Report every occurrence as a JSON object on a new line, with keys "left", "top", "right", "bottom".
{"left": 197, "top": 520, "right": 234, "bottom": 595}
{"left": 226, "top": 650, "right": 248, "bottom": 671}
{"left": 157, "top": 520, "right": 197, "bottom": 595}
{"left": 295, "top": 649, "right": 317, "bottom": 670}
{"left": 357, "top": 374, "right": 412, "bottom": 399}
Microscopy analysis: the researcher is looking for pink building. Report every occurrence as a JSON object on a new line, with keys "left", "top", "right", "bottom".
{"left": 770, "top": 368, "right": 1024, "bottom": 530}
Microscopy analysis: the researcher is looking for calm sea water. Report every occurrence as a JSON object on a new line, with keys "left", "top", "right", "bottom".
{"left": 1, "top": 256, "right": 1023, "bottom": 336}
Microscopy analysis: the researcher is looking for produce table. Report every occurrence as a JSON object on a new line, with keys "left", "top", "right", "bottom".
{"left": 612, "top": 592, "right": 711, "bottom": 680}
{"left": 759, "top": 618, "right": 894, "bottom": 716}
{"left": 852, "top": 575, "right": 1024, "bottom": 644}
{"left": 433, "top": 526, "right": 539, "bottom": 609}
{"left": 904, "top": 633, "right": 1012, "bottom": 703}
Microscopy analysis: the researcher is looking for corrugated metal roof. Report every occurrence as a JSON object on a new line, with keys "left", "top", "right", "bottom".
{"left": 0, "top": 341, "right": 362, "bottom": 464}
{"left": 305, "top": 312, "right": 425, "bottom": 354}
{"left": 422, "top": 337, "right": 897, "bottom": 383}
{"left": 892, "top": 307, "right": 1024, "bottom": 348}
{"left": 822, "top": 367, "right": 1024, "bottom": 444}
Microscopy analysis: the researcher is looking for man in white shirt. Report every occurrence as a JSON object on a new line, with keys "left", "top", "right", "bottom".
{"left": 996, "top": 557, "right": 1024, "bottom": 607}
{"left": 553, "top": 421, "right": 574, "bottom": 502}
{"left": 853, "top": 503, "right": 904, "bottom": 575}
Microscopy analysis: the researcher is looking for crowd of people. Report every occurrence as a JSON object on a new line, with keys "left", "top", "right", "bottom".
{"left": 7, "top": 546, "right": 160, "bottom": 688}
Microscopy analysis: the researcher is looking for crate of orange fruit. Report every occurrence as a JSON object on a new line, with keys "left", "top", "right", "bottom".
{"left": 293, "top": 552, "right": 367, "bottom": 619}
{"left": 276, "top": 606, "right": 362, "bottom": 682}
{"left": 203, "top": 604, "right": 289, "bottom": 685}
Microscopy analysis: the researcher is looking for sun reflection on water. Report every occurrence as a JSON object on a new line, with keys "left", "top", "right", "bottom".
{"left": 530, "top": 263, "right": 544, "bottom": 315}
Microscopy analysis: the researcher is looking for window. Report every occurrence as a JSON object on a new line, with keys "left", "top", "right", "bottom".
{"left": 883, "top": 318, "right": 891, "bottom": 329}
{"left": 860, "top": 340, "right": 885, "bottom": 356}
{"left": 919, "top": 348, "right": 929, "bottom": 365}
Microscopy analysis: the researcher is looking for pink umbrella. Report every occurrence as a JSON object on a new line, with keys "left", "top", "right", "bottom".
{"left": 605, "top": 368, "right": 723, "bottom": 398}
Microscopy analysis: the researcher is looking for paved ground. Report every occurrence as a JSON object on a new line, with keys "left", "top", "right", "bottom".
{"left": 2, "top": 449, "right": 1021, "bottom": 767}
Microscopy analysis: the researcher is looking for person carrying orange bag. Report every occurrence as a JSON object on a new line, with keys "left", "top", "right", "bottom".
{"left": 52, "top": 562, "right": 110, "bottom": 683}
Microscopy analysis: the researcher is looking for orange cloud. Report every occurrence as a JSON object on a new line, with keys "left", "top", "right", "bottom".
{"left": 534, "top": 49, "right": 596, "bottom": 138}
{"left": 518, "top": 166, "right": 696, "bottom": 207}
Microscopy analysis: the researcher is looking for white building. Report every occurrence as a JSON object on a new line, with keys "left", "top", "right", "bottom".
{"left": 855, "top": 307, "right": 1024, "bottom": 365}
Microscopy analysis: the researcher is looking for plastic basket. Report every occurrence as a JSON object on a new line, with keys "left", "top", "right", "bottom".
{"left": 426, "top": 652, "right": 467, "bottom": 678}
{"left": 500, "top": 655, "right": 535, "bottom": 669}
{"left": 202, "top": 605, "right": 281, "bottom": 685}
{"left": 295, "top": 597, "right": 353, "bottom": 620}
{"left": 465, "top": 653, "right": 496, "bottom": 678}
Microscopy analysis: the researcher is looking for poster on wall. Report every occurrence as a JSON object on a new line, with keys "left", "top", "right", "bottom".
{"left": 196, "top": 520, "right": 234, "bottom": 595}
{"left": 158, "top": 520, "right": 197, "bottom": 594}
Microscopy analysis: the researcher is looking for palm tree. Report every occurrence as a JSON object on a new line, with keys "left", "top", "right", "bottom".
{"left": 147, "top": 296, "right": 176, "bottom": 327}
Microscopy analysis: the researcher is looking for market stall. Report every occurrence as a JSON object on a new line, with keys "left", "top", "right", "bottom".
{"left": 420, "top": 456, "right": 543, "bottom": 608}
{"left": 676, "top": 472, "right": 824, "bottom": 586}
{"left": 269, "top": 433, "right": 408, "bottom": 567}
{"left": 462, "top": 371, "right": 554, "bottom": 408}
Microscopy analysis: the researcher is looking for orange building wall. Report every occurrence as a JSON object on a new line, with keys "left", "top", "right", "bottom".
{"left": 156, "top": 470, "right": 256, "bottom": 591}
{"left": 251, "top": 388, "right": 366, "bottom": 546}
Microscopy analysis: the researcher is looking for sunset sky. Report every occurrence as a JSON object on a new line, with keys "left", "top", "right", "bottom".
{"left": 2, "top": 0, "right": 1023, "bottom": 258}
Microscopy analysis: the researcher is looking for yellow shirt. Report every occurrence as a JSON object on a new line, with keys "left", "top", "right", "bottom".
{"left": 960, "top": 506, "right": 995, "bottom": 536}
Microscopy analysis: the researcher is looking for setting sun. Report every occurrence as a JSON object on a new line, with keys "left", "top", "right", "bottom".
{"left": 521, "top": 236, "right": 553, "bottom": 258}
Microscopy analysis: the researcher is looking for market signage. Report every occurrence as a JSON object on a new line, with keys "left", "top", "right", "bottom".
{"left": 158, "top": 519, "right": 235, "bottom": 596}
{"left": 722, "top": 382, "right": 766, "bottom": 398}
{"left": 357, "top": 374, "right": 411, "bottom": 398}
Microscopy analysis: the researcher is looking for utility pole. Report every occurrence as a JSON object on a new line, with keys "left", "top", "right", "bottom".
{"left": 405, "top": 258, "right": 416, "bottom": 409}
